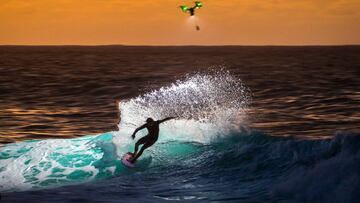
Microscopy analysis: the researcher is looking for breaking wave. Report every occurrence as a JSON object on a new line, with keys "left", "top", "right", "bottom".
{"left": 0, "top": 71, "right": 358, "bottom": 202}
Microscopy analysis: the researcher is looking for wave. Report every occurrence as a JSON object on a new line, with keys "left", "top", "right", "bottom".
{"left": 271, "top": 132, "right": 360, "bottom": 202}
{"left": 0, "top": 71, "right": 359, "bottom": 202}
{"left": 1, "top": 130, "right": 359, "bottom": 202}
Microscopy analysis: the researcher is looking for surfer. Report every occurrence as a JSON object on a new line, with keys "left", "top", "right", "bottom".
{"left": 129, "top": 117, "right": 175, "bottom": 163}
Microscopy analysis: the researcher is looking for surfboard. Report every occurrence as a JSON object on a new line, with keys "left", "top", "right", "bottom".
{"left": 121, "top": 152, "right": 135, "bottom": 168}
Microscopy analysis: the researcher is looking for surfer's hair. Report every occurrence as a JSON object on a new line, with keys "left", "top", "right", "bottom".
{"left": 146, "top": 118, "right": 154, "bottom": 123}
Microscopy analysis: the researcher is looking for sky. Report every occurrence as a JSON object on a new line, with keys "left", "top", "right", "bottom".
{"left": 0, "top": 0, "right": 359, "bottom": 45}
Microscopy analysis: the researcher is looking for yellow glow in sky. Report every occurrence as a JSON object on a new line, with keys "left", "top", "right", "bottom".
{"left": 0, "top": 0, "right": 359, "bottom": 45}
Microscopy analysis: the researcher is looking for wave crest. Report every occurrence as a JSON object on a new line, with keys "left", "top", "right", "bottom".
{"left": 116, "top": 71, "right": 251, "bottom": 143}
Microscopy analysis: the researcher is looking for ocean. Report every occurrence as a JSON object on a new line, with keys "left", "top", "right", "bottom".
{"left": 0, "top": 46, "right": 359, "bottom": 202}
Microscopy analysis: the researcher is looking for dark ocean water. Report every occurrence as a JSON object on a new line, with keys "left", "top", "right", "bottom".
{"left": 0, "top": 46, "right": 359, "bottom": 202}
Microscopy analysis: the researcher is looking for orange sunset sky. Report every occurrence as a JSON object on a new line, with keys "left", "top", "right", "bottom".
{"left": 0, "top": 0, "right": 359, "bottom": 45}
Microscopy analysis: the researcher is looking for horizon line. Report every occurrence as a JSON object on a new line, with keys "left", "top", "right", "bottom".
{"left": 1, "top": 44, "right": 359, "bottom": 47}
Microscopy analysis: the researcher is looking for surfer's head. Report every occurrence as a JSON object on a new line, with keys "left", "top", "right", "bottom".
{"left": 146, "top": 118, "right": 154, "bottom": 123}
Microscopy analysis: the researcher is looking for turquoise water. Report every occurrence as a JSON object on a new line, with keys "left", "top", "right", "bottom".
{"left": 0, "top": 132, "right": 156, "bottom": 192}
{"left": 2, "top": 130, "right": 360, "bottom": 202}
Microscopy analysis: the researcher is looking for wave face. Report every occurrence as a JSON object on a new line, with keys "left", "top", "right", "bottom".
{"left": 1, "top": 72, "right": 359, "bottom": 202}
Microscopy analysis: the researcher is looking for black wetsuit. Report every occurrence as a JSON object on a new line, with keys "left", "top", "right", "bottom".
{"left": 130, "top": 117, "right": 174, "bottom": 163}
{"left": 136, "top": 121, "right": 160, "bottom": 148}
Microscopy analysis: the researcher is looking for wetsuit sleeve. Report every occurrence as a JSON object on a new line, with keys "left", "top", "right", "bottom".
{"left": 158, "top": 117, "right": 175, "bottom": 124}
{"left": 132, "top": 124, "right": 147, "bottom": 138}
{"left": 135, "top": 124, "right": 147, "bottom": 132}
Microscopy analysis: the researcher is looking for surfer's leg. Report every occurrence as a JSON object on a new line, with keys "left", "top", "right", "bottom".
{"left": 131, "top": 141, "right": 154, "bottom": 163}
{"left": 133, "top": 144, "right": 139, "bottom": 156}
{"left": 133, "top": 136, "right": 147, "bottom": 156}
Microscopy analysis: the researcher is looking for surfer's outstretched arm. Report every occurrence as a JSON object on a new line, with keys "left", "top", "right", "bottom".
{"left": 131, "top": 124, "right": 146, "bottom": 139}
{"left": 158, "top": 117, "right": 176, "bottom": 124}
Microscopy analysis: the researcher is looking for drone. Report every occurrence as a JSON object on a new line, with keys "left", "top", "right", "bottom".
{"left": 179, "top": 1, "right": 202, "bottom": 16}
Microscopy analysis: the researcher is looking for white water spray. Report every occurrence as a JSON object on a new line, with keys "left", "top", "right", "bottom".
{"left": 115, "top": 71, "right": 251, "bottom": 144}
